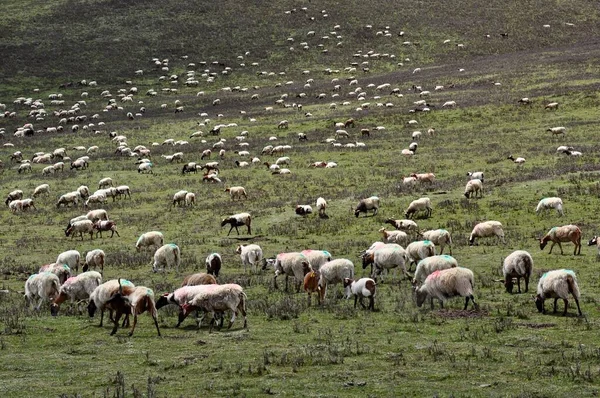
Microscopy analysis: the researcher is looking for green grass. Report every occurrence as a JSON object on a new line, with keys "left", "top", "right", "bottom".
{"left": 2, "top": 0, "right": 600, "bottom": 396}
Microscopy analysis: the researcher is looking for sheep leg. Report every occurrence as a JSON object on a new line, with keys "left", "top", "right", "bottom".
{"left": 100, "top": 309, "right": 105, "bottom": 327}
{"left": 128, "top": 314, "right": 138, "bottom": 336}
{"left": 573, "top": 297, "right": 582, "bottom": 316}
{"left": 273, "top": 273, "right": 279, "bottom": 290}
{"left": 429, "top": 297, "right": 435, "bottom": 310}
{"left": 524, "top": 277, "right": 529, "bottom": 293}
{"left": 548, "top": 242, "right": 555, "bottom": 254}
{"left": 368, "top": 296, "right": 375, "bottom": 311}
{"left": 562, "top": 299, "right": 569, "bottom": 316}
{"left": 557, "top": 242, "right": 564, "bottom": 255}
{"left": 516, "top": 278, "right": 522, "bottom": 294}
{"left": 227, "top": 225, "right": 235, "bottom": 236}
{"left": 228, "top": 311, "right": 236, "bottom": 329}
{"left": 553, "top": 298, "right": 559, "bottom": 313}
{"left": 235, "top": 225, "right": 240, "bottom": 235}
{"left": 111, "top": 312, "right": 122, "bottom": 335}
{"left": 358, "top": 297, "right": 367, "bottom": 309}
{"left": 285, "top": 275, "right": 289, "bottom": 292}
{"left": 247, "top": 224, "right": 251, "bottom": 234}
{"left": 354, "top": 295, "right": 358, "bottom": 308}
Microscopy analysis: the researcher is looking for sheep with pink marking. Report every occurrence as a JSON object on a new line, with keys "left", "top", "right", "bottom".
{"left": 50, "top": 271, "right": 102, "bottom": 315}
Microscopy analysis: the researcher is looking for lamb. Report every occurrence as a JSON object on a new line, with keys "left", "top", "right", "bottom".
{"left": 469, "top": 221, "right": 505, "bottom": 246}
{"left": 535, "top": 269, "right": 582, "bottom": 316}
{"left": 354, "top": 196, "right": 380, "bottom": 217}
{"left": 181, "top": 273, "right": 218, "bottom": 287}
{"left": 385, "top": 218, "right": 419, "bottom": 234}
{"left": 32, "top": 184, "right": 50, "bottom": 198}
{"left": 295, "top": 205, "right": 313, "bottom": 215}
{"left": 405, "top": 240, "right": 436, "bottom": 271}
{"left": 135, "top": 231, "right": 164, "bottom": 251}
{"left": 535, "top": 197, "right": 564, "bottom": 216}
{"left": 103, "top": 281, "right": 161, "bottom": 336}
{"left": 414, "top": 267, "right": 477, "bottom": 310}
{"left": 404, "top": 197, "right": 432, "bottom": 219}
{"left": 301, "top": 249, "right": 332, "bottom": 270}
{"left": 466, "top": 171, "right": 484, "bottom": 183}
{"left": 82, "top": 249, "right": 106, "bottom": 272}
{"left": 303, "top": 270, "right": 321, "bottom": 306}
{"left": 316, "top": 197, "right": 327, "bottom": 217}
{"left": 362, "top": 245, "right": 407, "bottom": 282}
{"left": 236, "top": 244, "right": 263, "bottom": 273}
{"left": 205, "top": 253, "right": 222, "bottom": 277}
{"left": 153, "top": 243, "right": 181, "bottom": 272}
{"left": 379, "top": 227, "right": 409, "bottom": 246}
{"left": 5, "top": 189, "right": 23, "bottom": 205}
{"left": 267, "top": 252, "right": 311, "bottom": 292}
{"left": 421, "top": 229, "right": 453, "bottom": 255}
{"left": 464, "top": 179, "right": 483, "bottom": 198}
{"left": 540, "top": 224, "right": 581, "bottom": 255}
{"left": 172, "top": 190, "right": 188, "bottom": 207}
{"left": 88, "top": 279, "right": 135, "bottom": 326}
{"left": 221, "top": 212, "right": 252, "bottom": 235}
{"left": 39, "top": 263, "right": 72, "bottom": 284}
{"left": 499, "top": 250, "right": 533, "bottom": 294}
{"left": 93, "top": 220, "right": 119, "bottom": 238}
{"left": 24, "top": 272, "right": 61, "bottom": 310}
{"left": 318, "top": 259, "right": 355, "bottom": 301}
{"left": 547, "top": 126, "right": 566, "bottom": 136}
{"left": 343, "top": 278, "right": 376, "bottom": 310}
{"left": 225, "top": 186, "right": 247, "bottom": 201}
{"left": 50, "top": 271, "right": 103, "bottom": 315}
{"left": 412, "top": 255, "right": 458, "bottom": 286}
{"left": 181, "top": 284, "right": 248, "bottom": 331}
{"left": 65, "top": 220, "right": 94, "bottom": 240}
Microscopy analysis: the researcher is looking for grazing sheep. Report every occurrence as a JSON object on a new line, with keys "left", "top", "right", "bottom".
{"left": 540, "top": 225, "right": 581, "bottom": 255}
{"left": 379, "top": 227, "right": 409, "bottom": 246}
{"left": 5, "top": 190, "right": 23, "bottom": 206}
{"left": 547, "top": 126, "right": 566, "bottom": 136}
{"left": 319, "top": 259, "right": 354, "bottom": 301}
{"left": 182, "top": 162, "right": 199, "bottom": 174}
{"left": 236, "top": 244, "right": 263, "bottom": 273}
{"left": 135, "top": 231, "right": 164, "bottom": 251}
{"left": 500, "top": 250, "right": 533, "bottom": 294}
{"left": 38, "top": 263, "right": 72, "bottom": 284}
{"left": 268, "top": 252, "right": 311, "bottom": 292}
{"left": 385, "top": 218, "right": 419, "bottom": 234}
{"left": 362, "top": 245, "right": 407, "bottom": 282}
{"left": 32, "top": 184, "right": 50, "bottom": 198}
{"left": 205, "top": 253, "right": 222, "bottom": 277}
{"left": 155, "top": 284, "right": 221, "bottom": 327}
{"left": 25, "top": 272, "right": 61, "bottom": 310}
{"left": 18, "top": 163, "right": 32, "bottom": 173}
{"left": 185, "top": 192, "right": 195, "bottom": 206}
{"left": 103, "top": 282, "right": 161, "bottom": 336}
{"left": 221, "top": 212, "right": 252, "bottom": 236}
{"left": 412, "top": 255, "right": 458, "bottom": 286}
{"left": 181, "top": 273, "right": 218, "bottom": 287}
{"left": 153, "top": 243, "right": 181, "bottom": 272}
{"left": 56, "top": 192, "right": 80, "bottom": 208}
{"left": 92, "top": 220, "right": 119, "bottom": 238}
{"left": 225, "top": 186, "right": 247, "bottom": 200}
{"left": 411, "top": 173, "right": 435, "bottom": 183}
{"left": 545, "top": 102, "right": 559, "bottom": 110}
{"left": 421, "top": 229, "right": 453, "bottom": 255}
{"left": 301, "top": 249, "right": 332, "bottom": 270}
{"left": 65, "top": 220, "right": 94, "bottom": 240}
{"left": 115, "top": 185, "right": 131, "bottom": 199}
{"left": 354, "top": 196, "right": 380, "bottom": 217}
{"left": 138, "top": 162, "right": 153, "bottom": 174}
{"left": 343, "top": 278, "right": 376, "bottom": 310}
{"left": 181, "top": 284, "right": 248, "bottom": 331}
{"left": 316, "top": 197, "right": 327, "bottom": 217}
{"left": 464, "top": 179, "right": 483, "bottom": 198}
{"left": 535, "top": 197, "right": 564, "bottom": 216}
{"left": 50, "top": 271, "right": 103, "bottom": 315}
{"left": 469, "top": 221, "right": 505, "bottom": 246}
{"left": 55, "top": 249, "right": 81, "bottom": 272}
{"left": 405, "top": 240, "right": 436, "bottom": 271}
{"left": 98, "top": 178, "right": 114, "bottom": 189}
{"left": 466, "top": 171, "right": 484, "bottom": 183}
{"left": 414, "top": 267, "right": 477, "bottom": 310}
{"left": 172, "top": 190, "right": 188, "bottom": 207}
{"left": 295, "top": 205, "right": 313, "bottom": 215}
{"left": 404, "top": 197, "right": 432, "bottom": 219}
{"left": 507, "top": 155, "right": 526, "bottom": 164}
{"left": 82, "top": 249, "right": 106, "bottom": 272}
{"left": 86, "top": 209, "right": 108, "bottom": 222}
{"left": 535, "top": 269, "right": 582, "bottom": 316}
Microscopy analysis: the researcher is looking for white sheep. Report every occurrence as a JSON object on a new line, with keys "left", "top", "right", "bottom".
{"left": 136, "top": 231, "right": 164, "bottom": 251}
{"left": 507, "top": 155, "right": 526, "bottom": 164}
{"left": 466, "top": 171, "right": 484, "bottom": 182}
{"left": 56, "top": 191, "right": 80, "bottom": 208}
{"left": 469, "top": 221, "right": 505, "bottom": 246}
{"left": 500, "top": 250, "right": 533, "bottom": 294}
{"left": 182, "top": 284, "right": 248, "bottom": 331}
{"left": 236, "top": 244, "right": 263, "bottom": 273}
{"left": 138, "top": 162, "right": 153, "bottom": 174}
{"left": 535, "top": 197, "right": 564, "bottom": 216}
{"left": 172, "top": 190, "right": 188, "bottom": 207}
{"left": 25, "top": 272, "right": 61, "bottom": 310}
{"left": 301, "top": 249, "right": 332, "bottom": 270}
{"left": 38, "top": 263, "right": 72, "bottom": 284}
{"left": 421, "top": 229, "right": 453, "bottom": 255}
{"left": 414, "top": 267, "right": 477, "bottom": 310}
{"left": 221, "top": 212, "right": 252, "bottom": 235}
{"left": 32, "top": 184, "right": 50, "bottom": 198}
{"left": 205, "top": 253, "right": 222, "bottom": 277}
{"left": 318, "top": 259, "right": 355, "bottom": 301}
{"left": 385, "top": 218, "right": 419, "bottom": 234}
{"left": 87, "top": 279, "right": 135, "bottom": 326}
{"left": 379, "top": 227, "right": 409, "bottom": 246}
{"left": 83, "top": 249, "right": 106, "bottom": 272}
{"left": 153, "top": 243, "right": 181, "bottom": 272}
{"left": 185, "top": 192, "right": 196, "bottom": 206}
{"left": 464, "top": 179, "right": 483, "bottom": 198}
{"left": 404, "top": 197, "right": 432, "bottom": 219}
{"left": 547, "top": 126, "right": 566, "bottom": 136}
{"left": 539, "top": 224, "right": 581, "bottom": 255}
{"left": 268, "top": 252, "right": 311, "bottom": 292}
{"left": 86, "top": 209, "right": 108, "bottom": 221}
{"left": 354, "top": 196, "right": 380, "bottom": 217}
{"left": 412, "top": 255, "right": 458, "bottom": 286}
{"left": 535, "top": 269, "right": 582, "bottom": 316}
{"left": 362, "top": 245, "right": 407, "bottom": 282}
{"left": 5, "top": 189, "right": 23, "bottom": 205}
{"left": 405, "top": 240, "right": 436, "bottom": 270}
{"left": 156, "top": 284, "right": 221, "bottom": 326}
{"left": 65, "top": 220, "right": 94, "bottom": 240}
{"left": 316, "top": 197, "right": 327, "bottom": 217}
{"left": 98, "top": 177, "right": 114, "bottom": 189}
{"left": 50, "top": 271, "right": 103, "bottom": 315}
{"left": 225, "top": 186, "right": 247, "bottom": 200}
{"left": 343, "top": 278, "right": 376, "bottom": 310}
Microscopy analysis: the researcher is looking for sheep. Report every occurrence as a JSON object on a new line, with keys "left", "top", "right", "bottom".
{"left": 225, "top": 186, "right": 247, "bottom": 201}
{"left": 547, "top": 126, "right": 566, "bottom": 136}
{"left": 89, "top": 279, "right": 136, "bottom": 328}
{"left": 93, "top": 220, "right": 120, "bottom": 238}
{"left": 535, "top": 269, "right": 582, "bottom": 316}
{"left": 545, "top": 102, "right": 559, "bottom": 110}
{"left": 316, "top": 197, "right": 327, "bottom": 217}
{"left": 8, "top": 199, "right": 23, "bottom": 213}
{"left": 404, "top": 197, "right": 432, "bottom": 219}
{"left": 65, "top": 220, "right": 94, "bottom": 240}
{"left": 411, "top": 173, "right": 435, "bottom": 183}
{"left": 181, "top": 273, "right": 218, "bottom": 287}
{"left": 464, "top": 179, "right": 483, "bottom": 198}
{"left": 535, "top": 197, "right": 564, "bottom": 216}
{"left": 18, "top": 163, "right": 32, "bottom": 173}
{"left": 32, "top": 184, "right": 50, "bottom": 198}
{"left": 343, "top": 278, "right": 376, "bottom": 310}
{"left": 86, "top": 209, "right": 108, "bottom": 222}
{"left": 507, "top": 155, "right": 526, "bottom": 164}
{"left": 205, "top": 253, "right": 222, "bottom": 277}
{"left": 172, "top": 190, "right": 188, "bottom": 207}
{"left": 236, "top": 244, "right": 263, "bottom": 273}
{"left": 267, "top": 252, "right": 311, "bottom": 292}
{"left": 421, "top": 229, "right": 453, "bottom": 255}
{"left": 379, "top": 227, "right": 409, "bottom": 246}
{"left": 98, "top": 177, "right": 113, "bottom": 189}
{"left": 84, "top": 193, "right": 106, "bottom": 209}
{"left": 295, "top": 205, "right": 313, "bottom": 216}
{"left": 5, "top": 189, "right": 23, "bottom": 205}
{"left": 221, "top": 212, "right": 252, "bottom": 235}
{"left": 412, "top": 255, "right": 458, "bottom": 286}
{"left": 103, "top": 281, "right": 161, "bottom": 336}
{"left": 414, "top": 267, "right": 477, "bottom": 310}
{"left": 185, "top": 192, "right": 195, "bottom": 206}
{"left": 80, "top": 249, "right": 106, "bottom": 273}
{"left": 540, "top": 224, "right": 581, "bottom": 255}
{"left": 354, "top": 196, "right": 380, "bottom": 217}
{"left": 362, "top": 245, "right": 407, "bottom": 282}
{"left": 39, "top": 263, "right": 72, "bottom": 284}
{"left": 135, "top": 231, "right": 164, "bottom": 251}
{"left": 319, "top": 259, "right": 354, "bottom": 301}
{"left": 301, "top": 249, "right": 332, "bottom": 270}
{"left": 57, "top": 191, "right": 80, "bottom": 209}
{"left": 115, "top": 185, "right": 131, "bottom": 199}
{"left": 181, "top": 284, "right": 248, "bottom": 331}
{"left": 50, "top": 271, "right": 103, "bottom": 316}
{"left": 153, "top": 243, "right": 181, "bottom": 272}
{"left": 469, "top": 221, "right": 505, "bottom": 246}
{"left": 405, "top": 240, "right": 436, "bottom": 271}
{"left": 466, "top": 171, "right": 484, "bottom": 182}
{"left": 385, "top": 218, "right": 419, "bottom": 234}
{"left": 275, "top": 156, "right": 291, "bottom": 165}
{"left": 138, "top": 162, "right": 153, "bottom": 174}
{"left": 303, "top": 270, "right": 321, "bottom": 306}
{"left": 24, "top": 272, "right": 61, "bottom": 310}
{"left": 498, "top": 250, "right": 534, "bottom": 294}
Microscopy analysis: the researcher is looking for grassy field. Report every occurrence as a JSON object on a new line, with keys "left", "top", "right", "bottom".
{"left": 2, "top": 0, "right": 600, "bottom": 397}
